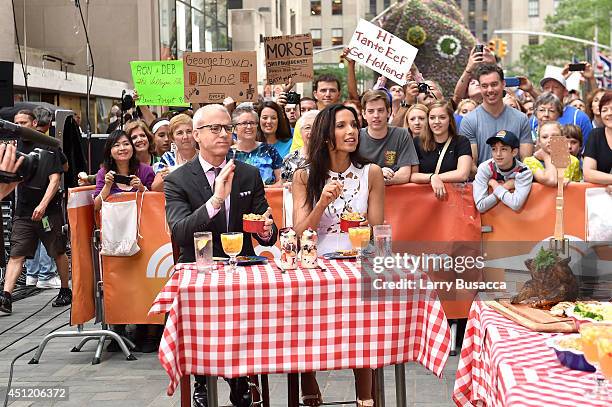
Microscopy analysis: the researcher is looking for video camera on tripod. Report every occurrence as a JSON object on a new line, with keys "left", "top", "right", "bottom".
{"left": 0, "top": 118, "right": 62, "bottom": 189}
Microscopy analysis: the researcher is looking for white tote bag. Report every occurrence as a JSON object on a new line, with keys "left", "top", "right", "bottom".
{"left": 100, "top": 191, "right": 145, "bottom": 256}
{"left": 585, "top": 188, "right": 612, "bottom": 242}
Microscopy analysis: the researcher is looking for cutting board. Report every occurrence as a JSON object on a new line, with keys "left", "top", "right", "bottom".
{"left": 486, "top": 299, "right": 577, "bottom": 333}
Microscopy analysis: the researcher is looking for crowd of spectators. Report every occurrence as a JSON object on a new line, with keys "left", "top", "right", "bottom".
{"left": 1, "top": 38, "right": 611, "bottom": 407}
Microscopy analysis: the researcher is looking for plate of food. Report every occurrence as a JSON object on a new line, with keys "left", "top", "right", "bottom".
{"left": 322, "top": 249, "right": 358, "bottom": 260}
{"left": 565, "top": 302, "right": 612, "bottom": 329}
{"left": 213, "top": 256, "right": 268, "bottom": 266}
{"left": 546, "top": 334, "right": 596, "bottom": 372}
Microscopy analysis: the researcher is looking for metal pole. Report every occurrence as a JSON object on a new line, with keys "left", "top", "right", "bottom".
{"left": 493, "top": 29, "right": 612, "bottom": 50}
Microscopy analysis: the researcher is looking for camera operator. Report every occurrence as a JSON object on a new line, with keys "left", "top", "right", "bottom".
{"left": 0, "top": 111, "right": 72, "bottom": 315}
{"left": 0, "top": 143, "right": 24, "bottom": 200}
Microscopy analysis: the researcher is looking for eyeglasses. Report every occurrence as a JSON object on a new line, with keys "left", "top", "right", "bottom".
{"left": 196, "top": 124, "right": 234, "bottom": 134}
{"left": 537, "top": 108, "right": 557, "bottom": 115}
{"left": 234, "top": 121, "right": 257, "bottom": 128}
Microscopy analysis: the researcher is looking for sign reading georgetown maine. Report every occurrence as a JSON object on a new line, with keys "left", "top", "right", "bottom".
{"left": 347, "top": 19, "right": 418, "bottom": 86}
{"left": 183, "top": 51, "right": 257, "bottom": 103}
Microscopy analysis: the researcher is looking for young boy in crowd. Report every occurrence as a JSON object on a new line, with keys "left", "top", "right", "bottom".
{"left": 473, "top": 130, "right": 533, "bottom": 213}
{"left": 524, "top": 121, "right": 582, "bottom": 185}
{"left": 562, "top": 124, "right": 583, "bottom": 162}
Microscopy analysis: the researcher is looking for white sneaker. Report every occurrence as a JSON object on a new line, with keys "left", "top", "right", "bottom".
{"left": 36, "top": 276, "right": 62, "bottom": 289}
{"left": 26, "top": 276, "right": 38, "bottom": 286}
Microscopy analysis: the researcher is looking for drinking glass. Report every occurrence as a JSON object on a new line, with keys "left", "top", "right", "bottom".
{"left": 348, "top": 226, "right": 371, "bottom": 263}
{"left": 597, "top": 337, "right": 612, "bottom": 384}
{"left": 221, "top": 232, "right": 243, "bottom": 272}
{"left": 193, "top": 232, "right": 213, "bottom": 273}
{"left": 580, "top": 322, "right": 612, "bottom": 399}
{"left": 373, "top": 224, "right": 393, "bottom": 258}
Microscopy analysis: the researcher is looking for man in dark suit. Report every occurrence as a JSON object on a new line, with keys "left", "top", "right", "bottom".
{"left": 164, "top": 104, "right": 277, "bottom": 407}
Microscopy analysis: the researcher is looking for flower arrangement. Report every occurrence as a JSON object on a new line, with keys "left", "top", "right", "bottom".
{"left": 437, "top": 35, "right": 462, "bottom": 59}
{"left": 406, "top": 26, "right": 427, "bottom": 47}
{"left": 380, "top": 0, "right": 476, "bottom": 96}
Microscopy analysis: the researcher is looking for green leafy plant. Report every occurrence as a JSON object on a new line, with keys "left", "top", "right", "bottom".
{"left": 407, "top": 26, "right": 427, "bottom": 47}
{"left": 533, "top": 247, "right": 558, "bottom": 272}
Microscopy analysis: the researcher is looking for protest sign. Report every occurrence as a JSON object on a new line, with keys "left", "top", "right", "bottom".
{"left": 183, "top": 51, "right": 257, "bottom": 103}
{"left": 264, "top": 34, "right": 313, "bottom": 84}
{"left": 347, "top": 19, "right": 418, "bottom": 86}
{"left": 130, "top": 60, "right": 188, "bottom": 106}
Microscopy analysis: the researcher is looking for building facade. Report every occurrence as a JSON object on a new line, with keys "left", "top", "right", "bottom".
{"left": 3, "top": 0, "right": 231, "bottom": 132}
{"left": 455, "top": 0, "right": 559, "bottom": 64}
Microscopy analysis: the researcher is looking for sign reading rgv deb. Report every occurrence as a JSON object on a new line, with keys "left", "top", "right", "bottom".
{"left": 264, "top": 34, "right": 313, "bottom": 85}
{"left": 347, "top": 20, "right": 418, "bottom": 86}
{"left": 183, "top": 51, "right": 257, "bottom": 103}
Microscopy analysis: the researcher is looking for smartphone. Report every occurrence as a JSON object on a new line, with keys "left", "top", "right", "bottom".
{"left": 113, "top": 174, "right": 133, "bottom": 185}
{"left": 505, "top": 77, "right": 520, "bottom": 87}
{"left": 475, "top": 44, "right": 484, "bottom": 53}
{"left": 568, "top": 63, "right": 586, "bottom": 72}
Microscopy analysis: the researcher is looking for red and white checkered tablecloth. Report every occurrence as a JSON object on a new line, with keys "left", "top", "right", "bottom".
{"left": 452, "top": 299, "right": 609, "bottom": 407}
{"left": 149, "top": 260, "right": 451, "bottom": 396}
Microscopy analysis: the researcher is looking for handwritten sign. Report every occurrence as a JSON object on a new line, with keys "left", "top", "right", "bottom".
{"left": 264, "top": 34, "right": 313, "bottom": 85}
{"left": 130, "top": 60, "right": 188, "bottom": 107}
{"left": 347, "top": 19, "right": 418, "bottom": 86}
{"left": 183, "top": 51, "right": 257, "bottom": 103}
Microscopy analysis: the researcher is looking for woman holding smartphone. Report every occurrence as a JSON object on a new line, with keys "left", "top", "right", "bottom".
{"left": 93, "top": 130, "right": 154, "bottom": 211}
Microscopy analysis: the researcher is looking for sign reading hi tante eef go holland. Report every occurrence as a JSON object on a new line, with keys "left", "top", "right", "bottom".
{"left": 347, "top": 19, "right": 418, "bottom": 86}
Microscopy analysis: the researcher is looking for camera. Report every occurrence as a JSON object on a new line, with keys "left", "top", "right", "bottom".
{"left": 417, "top": 82, "right": 431, "bottom": 94}
{"left": 0, "top": 118, "right": 61, "bottom": 189}
{"left": 121, "top": 90, "right": 135, "bottom": 111}
{"left": 286, "top": 91, "right": 301, "bottom": 105}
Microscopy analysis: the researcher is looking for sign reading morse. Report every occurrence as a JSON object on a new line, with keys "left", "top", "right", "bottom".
{"left": 183, "top": 51, "right": 257, "bottom": 103}
{"left": 264, "top": 34, "right": 313, "bottom": 85}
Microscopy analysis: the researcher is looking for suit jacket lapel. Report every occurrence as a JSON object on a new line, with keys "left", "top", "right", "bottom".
{"left": 188, "top": 157, "right": 213, "bottom": 204}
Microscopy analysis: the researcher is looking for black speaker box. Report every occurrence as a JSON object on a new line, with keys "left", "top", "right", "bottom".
{"left": 0, "top": 61, "right": 14, "bottom": 108}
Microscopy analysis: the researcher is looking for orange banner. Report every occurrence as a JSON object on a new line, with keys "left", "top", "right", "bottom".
{"left": 67, "top": 186, "right": 96, "bottom": 325}
{"left": 68, "top": 183, "right": 609, "bottom": 325}
{"left": 101, "top": 192, "right": 171, "bottom": 324}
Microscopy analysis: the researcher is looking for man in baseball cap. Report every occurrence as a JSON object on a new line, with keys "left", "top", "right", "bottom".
{"left": 473, "top": 130, "right": 533, "bottom": 213}
{"left": 533, "top": 68, "right": 593, "bottom": 146}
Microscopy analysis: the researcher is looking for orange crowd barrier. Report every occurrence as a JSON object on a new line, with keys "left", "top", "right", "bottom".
{"left": 67, "top": 183, "right": 608, "bottom": 325}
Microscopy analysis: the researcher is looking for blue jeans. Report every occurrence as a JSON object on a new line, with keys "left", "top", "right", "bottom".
{"left": 25, "top": 242, "right": 58, "bottom": 281}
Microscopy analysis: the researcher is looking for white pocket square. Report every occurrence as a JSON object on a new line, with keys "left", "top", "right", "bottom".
{"left": 239, "top": 190, "right": 252, "bottom": 197}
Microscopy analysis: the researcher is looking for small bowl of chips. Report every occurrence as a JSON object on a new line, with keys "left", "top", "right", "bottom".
{"left": 340, "top": 212, "right": 365, "bottom": 233}
{"left": 242, "top": 213, "right": 266, "bottom": 234}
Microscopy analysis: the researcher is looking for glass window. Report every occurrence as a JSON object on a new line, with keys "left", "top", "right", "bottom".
{"left": 159, "top": 0, "right": 177, "bottom": 59}
{"left": 311, "top": 0, "right": 321, "bottom": 16}
{"left": 332, "top": 0, "right": 342, "bottom": 15}
{"left": 192, "top": 9, "right": 205, "bottom": 52}
{"left": 176, "top": 1, "right": 192, "bottom": 57}
{"left": 528, "top": 35, "right": 539, "bottom": 45}
{"left": 468, "top": 0, "right": 475, "bottom": 12}
{"left": 468, "top": 16, "right": 475, "bottom": 32}
{"left": 384, "top": 0, "right": 390, "bottom": 8}
{"left": 482, "top": 0, "right": 488, "bottom": 12}
{"left": 482, "top": 32, "right": 488, "bottom": 42}
{"left": 528, "top": 0, "right": 539, "bottom": 17}
{"left": 331, "top": 28, "right": 343, "bottom": 46}
{"left": 369, "top": 0, "right": 376, "bottom": 15}
{"left": 311, "top": 29, "right": 322, "bottom": 48}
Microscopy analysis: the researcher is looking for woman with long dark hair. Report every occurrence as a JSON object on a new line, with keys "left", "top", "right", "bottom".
{"left": 292, "top": 104, "right": 384, "bottom": 407}
{"left": 93, "top": 130, "right": 154, "bottom": 211}
{"left": 257, "top": 100, "right": 293, "bottom": 159}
